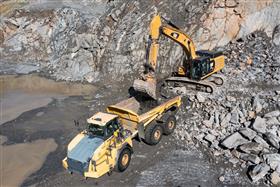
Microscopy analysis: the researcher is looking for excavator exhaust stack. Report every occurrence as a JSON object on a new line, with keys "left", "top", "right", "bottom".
{"left": 133, "top": 79, "right": 157, "bottom": 100}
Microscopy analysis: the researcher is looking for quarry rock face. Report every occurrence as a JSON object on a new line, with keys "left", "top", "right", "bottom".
{"left": 196, "top": 0, "right": 280, "bottom": 49}
{"left": 1, "top": 0, "right": 280, "bottom": 186}
{"left": 0, "top": 0, "right": 280, "bottom": 82}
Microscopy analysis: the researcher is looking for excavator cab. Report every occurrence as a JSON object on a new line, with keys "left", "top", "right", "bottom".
{"left": 194, "top": 50, "right": 224, "bottom": 80}
{"left": 190, "top": 56, "right": 214, "bottom": 80}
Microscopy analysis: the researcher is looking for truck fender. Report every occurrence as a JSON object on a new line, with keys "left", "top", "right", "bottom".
{"left": 115, "top": 143, "right": 133, "bottom": 166}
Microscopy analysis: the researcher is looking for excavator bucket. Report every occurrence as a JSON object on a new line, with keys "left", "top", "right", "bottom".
{"left": 133, "top": 79, "right": 157, "bottom": 100}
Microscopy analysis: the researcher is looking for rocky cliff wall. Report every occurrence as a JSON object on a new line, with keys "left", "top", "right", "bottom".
{"left": 0, "top": 0, "right": 279, "bottom": 82}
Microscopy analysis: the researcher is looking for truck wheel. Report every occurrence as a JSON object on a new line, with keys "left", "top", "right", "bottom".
{"left": 163, "top": 115, "right": 176, "bottom": 135}
{"left": 144, "top": 123, "right": 163, "bottom": 145}
{"left": 116, "top": 147, "right": 132, "bottom": 172}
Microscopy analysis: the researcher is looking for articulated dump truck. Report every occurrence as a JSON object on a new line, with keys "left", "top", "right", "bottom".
{"left": 62, "top": 96, "right": 181, "bottom": 179}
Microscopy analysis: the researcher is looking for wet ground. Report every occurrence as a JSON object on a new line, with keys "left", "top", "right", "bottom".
{"left": 0, "top": 74, "right": 254, "bottom": 187}
{"left": 0, "top": 136, "right": 57, "bottom": 187}
{"left": 0, "top": 74, "right": 97, "bottom": 125}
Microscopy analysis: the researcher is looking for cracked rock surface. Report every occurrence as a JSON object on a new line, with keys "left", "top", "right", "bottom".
{"left": 0, "top": 0, "right": 280, "bottom": 186}
{"left": 1, "top": 0, "right": 280, "bottom": 82}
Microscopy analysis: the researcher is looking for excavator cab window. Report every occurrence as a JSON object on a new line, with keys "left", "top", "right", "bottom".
{"left": 191, "top": 56, "right": 213, "bottom": 80}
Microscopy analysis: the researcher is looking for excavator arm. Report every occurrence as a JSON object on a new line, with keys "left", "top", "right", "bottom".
{"left": 146, "top": 15, "right": 197, "bottom": 71}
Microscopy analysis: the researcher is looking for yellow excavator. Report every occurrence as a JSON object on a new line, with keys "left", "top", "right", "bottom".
{"left": 133, "top": 15, "right": 225, "bottom": 99}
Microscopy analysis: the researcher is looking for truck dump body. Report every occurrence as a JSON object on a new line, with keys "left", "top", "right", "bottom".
{"left": 107, "top": 96, "right": 181, "bottom": 136}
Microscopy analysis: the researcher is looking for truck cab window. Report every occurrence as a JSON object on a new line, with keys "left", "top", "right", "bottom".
{"left": 106, "top": 119, "right": 119, "bottom": 138}
{"left": 88, "top": 124, "right": 105, "bottom": 137}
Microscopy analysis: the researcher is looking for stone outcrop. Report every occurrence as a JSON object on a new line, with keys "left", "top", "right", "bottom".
{"left": 0, "top": 0, "right": 279, "bottom": 82}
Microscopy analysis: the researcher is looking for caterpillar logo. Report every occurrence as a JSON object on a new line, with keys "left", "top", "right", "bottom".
{"left": 171, "top": 32, "right": 179, "bottom": 39}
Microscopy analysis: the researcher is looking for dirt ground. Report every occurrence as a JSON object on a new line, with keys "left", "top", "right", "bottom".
{"left": 0, "top": 136, "right": 57, "bottom": 187}
{"left": 0, "top": 74, "right": 255, "bottom": 187}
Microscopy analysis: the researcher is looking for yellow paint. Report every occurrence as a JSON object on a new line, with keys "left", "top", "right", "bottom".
{"left": 161, "top": 26, "right": 197, "bottom": 59}
{"left": 67, "top": 133, "right": 85, "bottom": 151}
{"left": 107, "top": 96, "right": 181, "bottom": 128}
{"left": 178, "top": 67, "right": 186, "bottom": 76}
{"left": 148, "top": 15, "right": 161, "bottom": 70}
{"left": 135, "top": 14, "right": 225, "bottom": 96}
{"left": 147, "top": 14, "right": 198, "bottom": 72}
{"left": 63, "top": 96, "right": 182, "bottom": 179}
{"left": 62, "top": 158, "right": 68, "bottom": 169}
{"left": 150, "top": 15, "right": 161, "bottom": 40}
{"left": 87, "top": 112, "right": 118, "bottom": 126}
{"left": 201, "top": 55, "right": 225, "bottom": 79}
{"left": 84, "top": 136, "right": 133, "bottom": 178}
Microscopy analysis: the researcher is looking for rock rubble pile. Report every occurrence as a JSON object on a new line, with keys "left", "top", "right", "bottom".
{"left": 173, "top": 31, "right": 280, "bottom": 185}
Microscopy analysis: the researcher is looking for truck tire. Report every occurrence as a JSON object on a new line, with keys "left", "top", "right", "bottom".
{"left": 144, "top": 123, "right": 163, "bottom": 145}
{"left": 116, "top": 147, "right": 132, "bottom": 172}
{"left": 163, "top": 115, "right": 176, "bottom": 135}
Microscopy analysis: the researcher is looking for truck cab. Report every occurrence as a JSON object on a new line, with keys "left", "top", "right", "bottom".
{"left": 87, "top": 112, "right": 120, "bottom": 140}
{"left": 62, "top": 112, "right": 133, "bottom": 178}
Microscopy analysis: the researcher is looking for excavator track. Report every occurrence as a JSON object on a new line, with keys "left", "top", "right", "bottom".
{"left": 160, "top": 76, "right": 217, "bottom": 98}
{"left": 206, "top": 74, "right": 225, "bottom": 86}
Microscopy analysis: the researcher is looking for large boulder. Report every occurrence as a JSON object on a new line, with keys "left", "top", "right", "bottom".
{"left": 230, "top": 111, "right": 239, "bottom": 124}
{"left": 252, "top": 96, "right": 263, "bottom": 114}
{"left": 221, "top": 113, "right": 232, "bottom": 127}
{"left": 270, "top": 171, "right": 280, "bottom": 185}
{"left": 254, "top": 135, "right": 270, "bottom": 149}
{"left": 251, "top": 116, "right": 266, "bottom": 134}
{"left": 266, "top": 117, "right": 280, "bottom": 125}
{"left": 263, "top": 153, "right": 280, "bottom": 170}
{"left": 238, "top": 142, "right": 263, "bottom": 154}
{"left": 248, "top": 163, "right": 270, "bottom": 182}
{"left": 264, "top": 110, "right": 280, "bottom": 118}
{"left": 239, "top": 128, "right": 257, "bottom": 140}
{"left": 196, "top": 92, "right": 206, "bottom": 103}
{"left": 220, "top": 132, "right": 250, "bottom": 149}
{"left": 264, "top": 132, "right": 280, "bottom": 149}
{"left": 240, "top": 153, "right": 261, "bottom": 164}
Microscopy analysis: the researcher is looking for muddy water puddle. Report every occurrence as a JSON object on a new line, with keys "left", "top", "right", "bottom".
{"left": 0, "top": 74, "right": 97, "bottom": 125}
{"left": 0, "top": 74, "right": 98, "bottom": 187}
{"left": 0, "top": 135, "right": 57, "bottom": 187}
{"left": 0, "top": 74, "right": 97, "bottom": 96}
